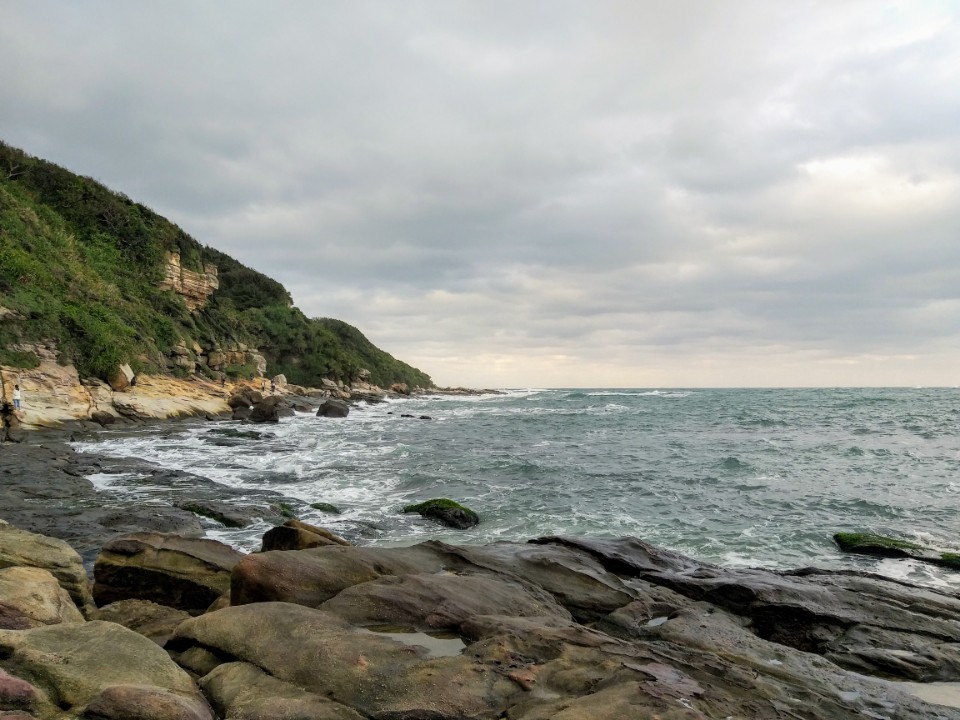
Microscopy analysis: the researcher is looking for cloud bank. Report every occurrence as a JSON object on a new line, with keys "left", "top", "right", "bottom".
{"left": 2, "top": 1, "right": 959, "bottom": 386}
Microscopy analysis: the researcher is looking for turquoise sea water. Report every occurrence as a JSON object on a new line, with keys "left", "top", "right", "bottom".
{"left": 74, "top": 387, "right": 960, "bottom": 588}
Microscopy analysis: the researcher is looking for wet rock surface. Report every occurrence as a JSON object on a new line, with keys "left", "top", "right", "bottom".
{"left": 0, "top": 435, "right": 301, "bottom": 569}
{"left": 3, "top": 437, "right": 960, "bottom": 717}
{"left": 221, "top": 537, "right": 960, "bottom": 718}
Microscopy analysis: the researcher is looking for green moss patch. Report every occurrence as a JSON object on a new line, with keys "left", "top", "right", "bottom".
{"left": 272, "top": 501, "right": 297, "bottom": 519}
{"left": 310, "top": 502, "right": 341, "bottom": 514}
{"left": 833, "top": 532, "right": 923, "bottom": 554}
{"left": 937, "top": 553, "right": 960, "bottom": 570}
{"left": 176, "top": 501, "right": 246, "bottom": 529}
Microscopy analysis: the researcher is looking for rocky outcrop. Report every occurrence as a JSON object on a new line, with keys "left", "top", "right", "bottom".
{"left": 316, "top": 397, "right": 350, "bottom": 417}
{"left": 0, "top": 524, "right": 95, "bottom": 617}
{"left": 0, "top": 357, "right": 233, "bottom": 429}
{"left": 1, "top": 344, "right": 426, "bottom": 429}
{"left": 106, "top": 363, "right": 134, "bottom": 391}
{"left": 259, "top": 520, "right": 351, "bottom": 552}
{"left": 199, "top": 342, "right": 266, "bottom": 377}
{"left": 4, "top": 509, "right": 960, "bottom": 719}
{"left": 835, "top": 531, "right": 960, "bottom": 571}
{"left": 93, "top": 533, "right": 244, "bottom": 614}
{"left": 185, "top": 536, "right": 960, "bottom": 718}
{"left": 1, "top": 358, "right": 95, "bottom": 429}
{"left": 248, "top": 396, "right": 282, "bottom": 423}
{"left": 158, "top": 251, "right": 219, "bottom": 312}
{"left": 92, "top": 599, "right": 191, "bottom": 647}
{"left": 404, "top": 498, "right": 480, "bottom": 529}
{"left": 0, "top": 621, "right": 213, "bottom": 720}
{"left": 0, "top": 566, "right": 85, "bottom": 629}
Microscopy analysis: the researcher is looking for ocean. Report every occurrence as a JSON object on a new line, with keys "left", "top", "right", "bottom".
{"left": 73, "top": 387, "right": 960, "bottom": 589}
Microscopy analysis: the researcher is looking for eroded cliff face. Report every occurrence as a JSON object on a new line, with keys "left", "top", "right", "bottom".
{"left": 158, "top": 252, "right": 219, "bottom": 311}
{"left": 0, "top": 345, "right": 232, "bottom": 429}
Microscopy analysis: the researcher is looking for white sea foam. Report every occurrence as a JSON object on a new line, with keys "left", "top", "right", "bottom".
{"left": 69, "top": 387, "right": 960, "bottom": 590}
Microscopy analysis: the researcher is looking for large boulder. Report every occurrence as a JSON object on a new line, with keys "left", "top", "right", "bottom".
{"left": 0, "top": 621, "right": 212, "bottom": 720}
{"left": 454, "top": 541, "right": 637, "bottom": 623}
{"left": 200, "top": 661, "right": 365, "bottom": 720}
{"left": 107, "top": 363, "right": 135, "bottom": 391}
{"left": 231, "top": 406, "right": 252, "bottom": 421}
{"left": 90, "top": 409, "right": 117, "bottom": 426}
{"left": 0, "top": 566, "right": 85, "bottom": 629}
{"left": 248, "top": 396, "right": 282, "bottom": 423}
{"left": 92, "top": 599, "right": 191, "bottom": 647}
{"left": 230, "top": 544, "right": 453, "bottom": 607}
{"left": 403, "top": 498, "right": 480, "bottom": 529}
{"left": 94, "top": 533, "right": 245, "bottom": 614}
{"left": 170, "top": 603, "right": 519, "bottom": 719}
{"left": 227, "top": 389, "right": 262, "bottom": 409}
{"left": 319, "top": 571, "right": 570, "bottom": 632}
{"left": 0, "top": 523, "right": 94, "bottom": 616}
{"left": 316, "top": 398, "right": 349, "bottom": 418}
{"left": 259, "top": 519, "right": 350, "bottom": 552}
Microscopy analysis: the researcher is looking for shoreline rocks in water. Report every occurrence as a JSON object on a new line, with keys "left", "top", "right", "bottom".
{"left": 403, "top": 498, "right": 481, "bottom": 529}
{"left": 0, "top": 355, "right": 461, "bottom": 432}
{"left": 835, "top": 531, "right": 960, "bottom": 571}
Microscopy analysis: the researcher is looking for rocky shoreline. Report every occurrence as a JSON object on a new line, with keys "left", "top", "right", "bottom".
{"left": 0, "top": 352, "right": 433, "bottom": 435}
{"left": 2, "top": 433, "right": 960, "bottom": 718}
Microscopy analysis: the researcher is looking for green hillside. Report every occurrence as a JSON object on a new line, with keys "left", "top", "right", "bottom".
{"left": 0, "top": 141, "right": 433, "bottom": 389}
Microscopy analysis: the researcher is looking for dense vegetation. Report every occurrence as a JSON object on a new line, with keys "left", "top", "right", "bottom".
{"left": 0, "top": 142, "right": 432, "bottom": 389}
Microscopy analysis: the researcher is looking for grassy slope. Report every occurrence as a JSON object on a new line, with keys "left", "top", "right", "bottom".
{"left": 0, "top": 142, "right": 432, "bottom": 389}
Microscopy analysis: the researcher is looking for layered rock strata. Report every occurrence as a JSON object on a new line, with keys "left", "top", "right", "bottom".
{"left": 158, "top": 251, "right": 219, "bottom": 311}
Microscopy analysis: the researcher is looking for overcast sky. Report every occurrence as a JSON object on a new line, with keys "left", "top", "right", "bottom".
{"left": 2, "top": 1, "right": 959, "bottom": 387}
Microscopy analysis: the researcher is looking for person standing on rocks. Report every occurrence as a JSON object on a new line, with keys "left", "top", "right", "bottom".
{"left": 12, "top": 384, "right": 21, "bottom": 411}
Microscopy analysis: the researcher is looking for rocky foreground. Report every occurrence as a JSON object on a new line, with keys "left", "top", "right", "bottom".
{"left": 1, "top": 414, "right": 959, "bottom": 719}
{"left": 3, "top": 502, "right": 960, "bottom": 719}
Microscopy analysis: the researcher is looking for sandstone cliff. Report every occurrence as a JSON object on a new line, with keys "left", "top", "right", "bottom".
{"left": 1, "top": 358, "right": 231, "bottom": 430}
{"left": 158, "top": 251, "right": 219, "bottom": 311}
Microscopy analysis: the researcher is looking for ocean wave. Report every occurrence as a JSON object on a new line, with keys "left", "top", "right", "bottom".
{"left": 68, "top": 387, "right": 960, "bottom": 588}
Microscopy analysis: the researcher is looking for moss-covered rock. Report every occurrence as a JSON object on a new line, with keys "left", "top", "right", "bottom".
{"left": 175, "top": 500, "right": 249, "bottom": 528}
{"left": 835, "top": 531, "right": 960, "bottom": 573}
{"left": 833, "top": 532, "right": 922, "bottom": 556}
{"left": 272, "top": 502, "right": 297, "bottom": 519}
{"left": 310, "top": 502, "right": 341, "bottom": 514}
{"left": 402, "top": 499, "right": 479, "bottom": 530}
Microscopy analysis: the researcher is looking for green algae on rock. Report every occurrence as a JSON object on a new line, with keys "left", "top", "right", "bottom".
{"left": 937, "top": 552, "right": 960, "bottom": 570}
{"left": 402, "top": 498, "right": 479, "bottom": 529}
{"left": 835, "top": 532, "right": 960, "bottom": 573}
{"left": 309, "top": 502, "right": 341, "bottom": 514}
{"left": 833, "top": 532, "right": 923, "bottom": 556}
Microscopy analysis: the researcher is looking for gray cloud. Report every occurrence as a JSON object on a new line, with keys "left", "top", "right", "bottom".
{"left": 2, "top": 0, "right": 959, "bottom": 386}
